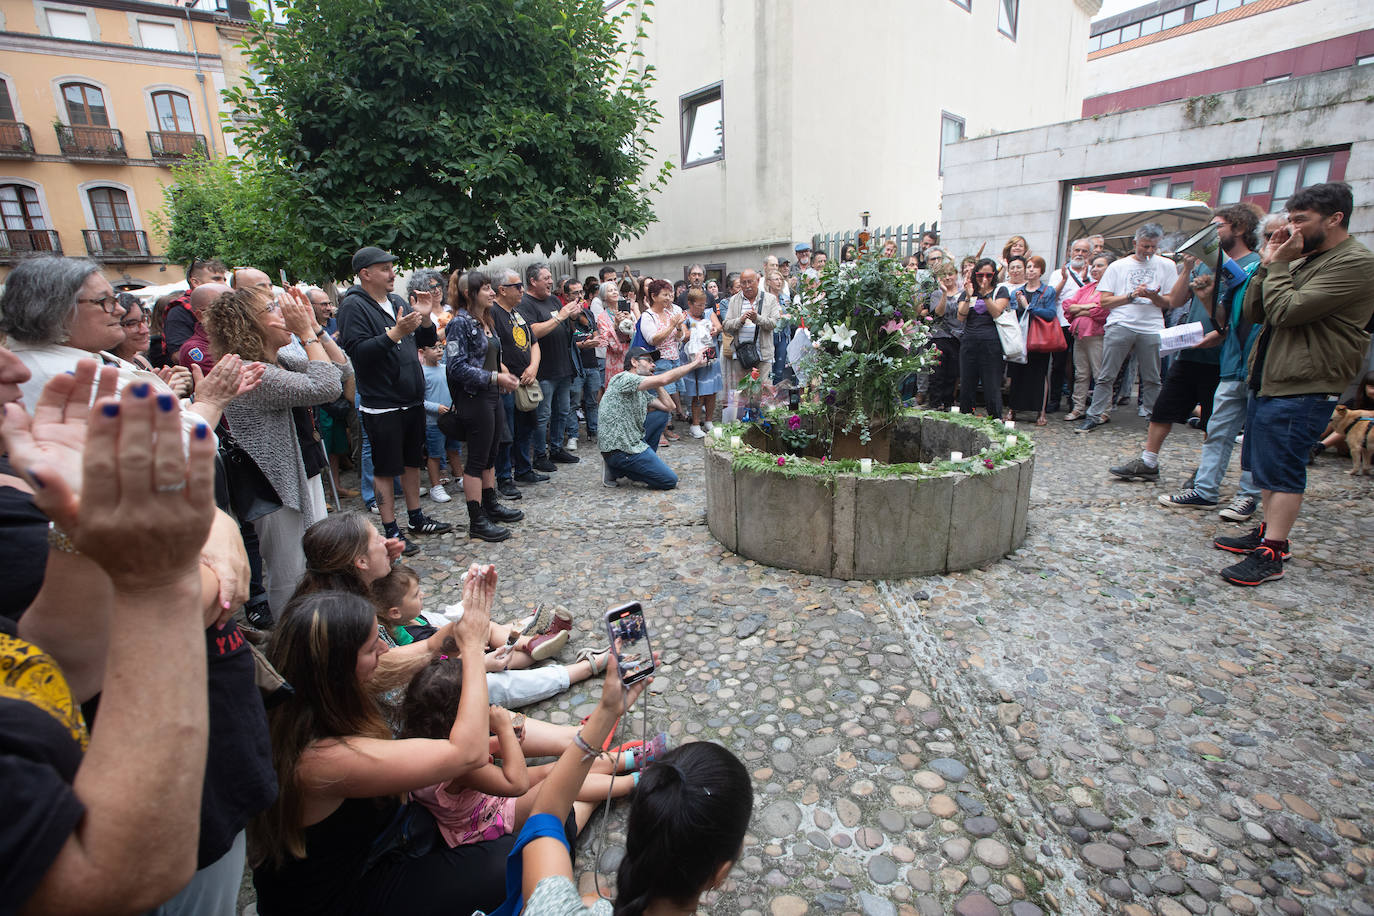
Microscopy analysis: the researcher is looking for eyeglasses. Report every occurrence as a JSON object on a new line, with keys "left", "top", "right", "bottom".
{"left": 258, "top": 301, "right": 282, "bottom": 316}
{"left": 500, "top": 282, "right": 523, "bottom": 289}
{"left": 975, "top": 271, "right": 997, "bottom": 278}
{"left": 78, "top": 294, "right": 121, "bottom": 314}
{"left": 120, "top": 316, "right": 149, "bottom": 329}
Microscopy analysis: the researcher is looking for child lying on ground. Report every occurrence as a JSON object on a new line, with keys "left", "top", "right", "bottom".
{"left": 372, "top": 566, "right": 611, "bottom": 709}
{"left": 400, "top": 645, "right": 668, "bottom": 842}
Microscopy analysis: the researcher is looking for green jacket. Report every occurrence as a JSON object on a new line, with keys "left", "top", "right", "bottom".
{"left": 1244, "top": 235, "right": 1374, "bottom": 397}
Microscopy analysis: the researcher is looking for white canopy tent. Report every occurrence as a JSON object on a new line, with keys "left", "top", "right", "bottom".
{"left": 1068, "top": 190, "right": 1212, "bottom": 254}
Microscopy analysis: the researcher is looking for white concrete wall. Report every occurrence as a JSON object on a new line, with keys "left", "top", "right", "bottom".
{"left": 591, "top": 0, "right": 1099, "bottom": 275}
{"left": 942, "top": 67, "right": 1374, "bottom": 261}
{"left": 1084, "top": 0, "right": 1374, "bottom": 98}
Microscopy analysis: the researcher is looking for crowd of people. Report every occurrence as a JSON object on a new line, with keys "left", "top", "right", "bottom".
{"left": 0, "top": 181, "right": 1370, "bottom": 915}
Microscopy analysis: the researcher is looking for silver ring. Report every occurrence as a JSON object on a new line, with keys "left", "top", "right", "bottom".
{"left": 156, "top": 481, "right": 187, "bottom": 493}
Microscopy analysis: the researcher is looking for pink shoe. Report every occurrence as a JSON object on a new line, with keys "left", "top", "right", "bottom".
{"left": 526, "top": 609, "right": 572, "bottom": 659}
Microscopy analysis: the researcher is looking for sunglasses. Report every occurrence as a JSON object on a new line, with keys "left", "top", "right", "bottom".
{"left": 500, "top": 282, "right": 523, "bottom": 289}
{"left": 975, "top": 272, "right": 997, "bottom": 278}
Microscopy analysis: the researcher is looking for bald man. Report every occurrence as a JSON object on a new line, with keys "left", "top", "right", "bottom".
{"left": 177, "top": 282, "right": 232, "bottom": 374}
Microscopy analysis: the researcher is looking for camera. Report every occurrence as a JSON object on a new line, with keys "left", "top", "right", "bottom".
{"left": 702, "top": 347, "right": 716, "bottom": 360}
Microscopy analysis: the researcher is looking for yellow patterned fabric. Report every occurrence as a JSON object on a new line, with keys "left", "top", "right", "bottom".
{"left": 0, "top": 631, "right": 88, "bottom": 749}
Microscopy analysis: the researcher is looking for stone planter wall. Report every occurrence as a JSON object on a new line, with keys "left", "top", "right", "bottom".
{"left": 704, "top": 415, "right": 1032, "bottom": 580}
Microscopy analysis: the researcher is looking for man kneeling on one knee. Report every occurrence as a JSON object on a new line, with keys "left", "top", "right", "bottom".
{"left": 601, "top": 345, "right": 710, "bottom": 489}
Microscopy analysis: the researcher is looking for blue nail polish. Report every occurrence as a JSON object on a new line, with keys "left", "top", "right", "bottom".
{"left": 132, "top": 382, "right": 150, "bottom": 398}
{"left": 101, "top": 403, "right": 120, "bottom": 417}
{"left": 195, "top": 423, "right": 210, "bottom": 440}
{"left": 156, "top": 393, "right": 175, "bottom": 412}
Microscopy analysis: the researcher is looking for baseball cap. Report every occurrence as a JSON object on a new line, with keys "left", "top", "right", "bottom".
{"left": 624, "top": 345, "right": 659, "bottom": 370}
{"left": 794, "top": 242, "right": 811, "bottom": 253}
{"left": 351, "top": 246, "right": 395, "bottom": 272}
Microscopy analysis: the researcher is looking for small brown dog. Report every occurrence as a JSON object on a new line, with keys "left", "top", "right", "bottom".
{"left": 1330, "top": 406, "right": 1374, "bottom": 475}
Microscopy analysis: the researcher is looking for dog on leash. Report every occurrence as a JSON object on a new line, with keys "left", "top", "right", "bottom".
{"left": 1330, "top": 406, "right": 1374, "bottom": 475}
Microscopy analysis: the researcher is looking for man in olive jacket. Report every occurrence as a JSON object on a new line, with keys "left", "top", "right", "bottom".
{"left": 1213, "top": 182, "right": 1374, "bottom": 587}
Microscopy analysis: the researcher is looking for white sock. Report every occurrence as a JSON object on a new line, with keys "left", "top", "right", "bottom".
{"left": 1141, "top": 450, "right": 1158, "bottom": 468}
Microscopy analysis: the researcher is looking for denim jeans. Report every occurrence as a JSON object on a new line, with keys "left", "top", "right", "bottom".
{"left": 1192, "top": 380, "right": 1259, "bottom": 503}
{"left": 567, "top": 365, "right": 601, "bottom": 437}
{"left": 533, "top": 376, "right": 573, "bottom": 456}
{"left": 771, "top": 323, "right": 794, "bottom": 385}
{"left": 1241, "top": 392, "right": 1336, "bottom": 494}
{"left": 1088, "top": 324, "right": 1160, "bottom": 420}
{"left": 498, "top": 392, "right": 536, "bottom": 479}
{"left": 603, "top": 409, "right": 676, "bottom": 489}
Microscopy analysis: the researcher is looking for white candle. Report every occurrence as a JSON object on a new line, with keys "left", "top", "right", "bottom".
{"left": 950, "top": 451, "right": 963, "bottom": 461}
{"left": 730, "top": 435, "right": 742, "bottom": 448}
{"left": 950, "top": 405, "right": 961, "bottom": 414}
{"left": 1004, "top": 420, "right": 1015, "bottom": 430}
{"left": 713, "top": 427, "right": 724, "bottom": 440}
{"left": 1006, "top": 435, "right": 1017, "bottom": 447}
{"left": 859, "top": 458, "right": 873, "bottom": 473}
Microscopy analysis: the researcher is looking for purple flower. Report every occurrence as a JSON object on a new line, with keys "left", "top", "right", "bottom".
{"left": 983, "top": 458, "right": 995, "bottom": 469}
{"left": 893, "top": 311, "right": 903, "bottom": 321}
{"left": 777, "top": 455, "right": 786, "bottom": 466}
{"left": 787, "top": 414, "right": 801, "bottom": 431}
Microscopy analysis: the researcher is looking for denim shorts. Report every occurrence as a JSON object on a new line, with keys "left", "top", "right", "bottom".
{"left": 1240, "top": 393, "right": 1337, "bottom": 494}
{"left": 424, "top": 422, "right": 462, "bottom": 460}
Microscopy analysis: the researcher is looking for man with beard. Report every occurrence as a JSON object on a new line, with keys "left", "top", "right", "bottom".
{"left": 1210, "top": 183, "right": 1374, "bottom": 586}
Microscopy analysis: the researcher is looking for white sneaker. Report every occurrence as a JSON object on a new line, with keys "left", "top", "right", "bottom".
{"left": 429, "top": 483, "right": 451, "bottom": 503}
{"left": 418, "top": 486, "right": 429, "bottom": 497}
{"left": 1137, "top": 406, "right": 1151, "bottom": 418}
{"left": 703, "top": 421, "right": 714, "bottom": 432}
{"left": 690, "top": 425, "right": 706, "bottom": 438}
{"left": 567, "top": 437, "right": 578, "bottom": 451}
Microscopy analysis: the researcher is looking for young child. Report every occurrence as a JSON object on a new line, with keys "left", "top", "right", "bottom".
{"left": 681, "top": 287, "right": 722, "bottom": 438}
{"left": 420, "top": 340, "right": 464, "bottom": 504}
{"left": 400, "top": 648, "right": 669, "bottom": 845}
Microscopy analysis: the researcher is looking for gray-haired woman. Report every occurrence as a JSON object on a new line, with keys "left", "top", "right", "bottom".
{"left": 0, "top": 255, "right": 249, "bottom": 435}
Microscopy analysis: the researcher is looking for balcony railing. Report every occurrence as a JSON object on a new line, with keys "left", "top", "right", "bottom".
{"left": 148, "top": 130, "right": 208, "bottom": 161}
{"left": 0, "top": 229, "right": 62, "bottom": 263}
{"left": 83, "top": 229, "right": 152, "bottom": 261}
{"left": 0, "top": 122, "right": 36, "bottom": 159}
{"left": 55, "top": 124, "right": 127, "bottom": 160}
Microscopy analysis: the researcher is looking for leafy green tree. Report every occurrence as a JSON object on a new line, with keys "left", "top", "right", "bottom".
{"left": 152, "top": 155, "right": 312, "bottom": 277}
{"left": 224, "top": 0, "right": 669, "bottom": 279}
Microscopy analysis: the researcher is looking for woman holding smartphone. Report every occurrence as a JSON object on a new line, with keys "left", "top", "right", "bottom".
{"left": 957, "top": 258, "right": 1008, "bottom": 418}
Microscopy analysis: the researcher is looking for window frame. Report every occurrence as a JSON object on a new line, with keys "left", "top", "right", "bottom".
{"left": 1, "top": 183, "right": 49, "bottom": 231}
{"left": 61, "top": 82, "right": 110, "bottom": 127}
{"left": 0, "top": 77, "right": 15, "bottom": 122}
{"left": 997, "top": 0, "right": 1019, "bottom": 40}
{"left": 939, "top": 111, "right": 966, "bottom": 177}
{"left": 86, "top": 186, "right": 136, "bottom": 233}
{"left": 136, "top": 19, "right": 181, "bottom": 52}
{"left": 679, "top": 82, "right": 724, "bottom": 170}
{"left": 150, "top": 90, "right": 195, "bottom": 133}
{"left": 948, "top": 0, "right": 971, "bottom": 10}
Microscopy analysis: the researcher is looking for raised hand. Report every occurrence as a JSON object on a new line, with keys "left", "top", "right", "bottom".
{"left": 279, "top": 290, "right": 316, "bottom": 339}
{"left": 1, "top": 359, "right": 118, "bottom": 500}
{"left": 456, "top": 562, "right": 494, "bottom": 647}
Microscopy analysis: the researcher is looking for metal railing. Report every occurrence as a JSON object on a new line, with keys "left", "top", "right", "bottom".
{"left": 0, "top": 229, "right": 62, "bottom": 262}
{"left": 0, "top": 121, "right": 35, "bottom": 158}
{"left": 82, "top": 229, "right": 151, "bottom": 260}
{"left": 811, "top": 221, "right": 940, "bottom": 260}
{"left": 148, "top": 130, "right": 209, "bottom": 160}
{"left": 55, "top": 124, "right": 127, "bottom": 159}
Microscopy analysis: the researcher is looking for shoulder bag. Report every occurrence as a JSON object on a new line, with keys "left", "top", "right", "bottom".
{"left": 218, "top": 430, "right": 282, "bottom": 522}
{"left": 993, "top": 299, "right": 1027, "bottom": 364}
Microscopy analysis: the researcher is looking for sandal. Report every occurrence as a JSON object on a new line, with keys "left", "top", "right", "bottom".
{"left": 576, "top": 646, "right": 611, "bottom": 676}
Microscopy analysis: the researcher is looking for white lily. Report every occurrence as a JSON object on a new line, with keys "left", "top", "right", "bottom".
{"left": 831, "top": 323, "right": 856, "bottom": 351}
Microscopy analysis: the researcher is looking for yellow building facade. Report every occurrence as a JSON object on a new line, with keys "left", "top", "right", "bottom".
{"left": 0, "top": 0, "right": 251, "bottom": 288}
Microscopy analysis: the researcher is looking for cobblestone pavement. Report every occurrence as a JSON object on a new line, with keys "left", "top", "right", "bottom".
{"left": 251, "top": 412, "right": 1373, "bottom": 916}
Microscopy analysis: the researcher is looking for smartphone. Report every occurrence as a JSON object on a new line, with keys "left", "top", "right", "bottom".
{"left": 604, "top": 602, "right": 655, "bottom": 685}
{"left": 618, "top": 301, "right": 631, "bottom": 312}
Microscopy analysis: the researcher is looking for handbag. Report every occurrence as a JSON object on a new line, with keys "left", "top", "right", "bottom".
{"left": 1027, "top": 315, "right": 1067, "bottom": 353}
{"left": 734, "top": 339, "right": 762, "bottom": 369}
{"left": 436, "top": 408, "right": 464, "bottom": 440}
{"left": 218, "top": 430, "right": 282, "bottom": 522}
{"left": 994, "top": 307, "right": 1027, "bottom": 364}
{"left": 513, "top": 382, "right": 543, "bottom": 412}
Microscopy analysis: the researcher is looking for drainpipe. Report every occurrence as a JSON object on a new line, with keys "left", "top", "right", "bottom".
{"left": 183, "top": 0, "right": 218, "bottom": 156}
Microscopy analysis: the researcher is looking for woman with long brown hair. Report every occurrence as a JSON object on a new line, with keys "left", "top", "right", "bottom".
{"left": 445, "top": 270, "right": 524, "bottom": 543}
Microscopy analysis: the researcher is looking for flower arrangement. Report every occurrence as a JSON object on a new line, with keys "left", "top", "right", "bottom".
{"left": 793, "top": 249, "right": 938, "bottom": 435}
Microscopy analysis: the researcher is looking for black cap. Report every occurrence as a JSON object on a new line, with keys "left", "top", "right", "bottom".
{"left": 351, "top": 246, "right": 395, "bottom": 272}
{"left": 624, "top": 345, "right": 659, "bottom": 370}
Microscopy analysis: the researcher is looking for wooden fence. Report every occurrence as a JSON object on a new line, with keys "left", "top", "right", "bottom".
{"left": 811, "top": 221, "right": 939, "bottom": 260}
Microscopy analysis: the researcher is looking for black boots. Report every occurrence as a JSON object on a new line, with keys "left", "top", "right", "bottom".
{"left": 466, "top": 500, "right": 510, "bottom": 542}
{"left": 482, "top": 487, "right": 524, "bottom": 523}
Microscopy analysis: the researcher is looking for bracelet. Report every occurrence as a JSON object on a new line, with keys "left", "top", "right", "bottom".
{"left": 301, "top": 336, "right": 319, "bottom": 346}
{"left": 571, "top": 731, "right": 600, "bottom": 761}
{"left": 47, "top": 521, "right": 79, "bottom": 555}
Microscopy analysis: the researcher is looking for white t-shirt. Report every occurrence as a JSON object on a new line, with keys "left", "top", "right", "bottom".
{"left": 1051, "top": 267, "right": 1087, "bottom": 326}
{"left": 1096, "top": 254, "right": 1177, "bottom": 334}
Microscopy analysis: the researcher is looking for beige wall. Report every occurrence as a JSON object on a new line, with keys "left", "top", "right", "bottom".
{"left": 0, "top": 0, "right": 240, "bottom": 287}
{"left": 587, "top": 0, "right": 1100, "bottom": 279}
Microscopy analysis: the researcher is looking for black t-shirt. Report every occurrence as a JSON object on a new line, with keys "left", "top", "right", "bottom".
{"left": 0, "top": 457, "right": 48, "bottom": 621}
{"left": 675, "top": 288, "right": 718, "bottom": 313}
{"left": 517, "top": 294, "right": 574, "bottom": 380}
{"left": 491, "top": 304, "right": 535, "bottom": 376}
{"left": 197, "top": 620, "right": 277, "bottom": 867}
{"left": 0, "top": 617, "right": 87, "bottom": 910}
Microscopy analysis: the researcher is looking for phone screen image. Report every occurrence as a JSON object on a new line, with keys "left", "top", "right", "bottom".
{"left": 604, "top": 602, "right": 655, "bottom": 684}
